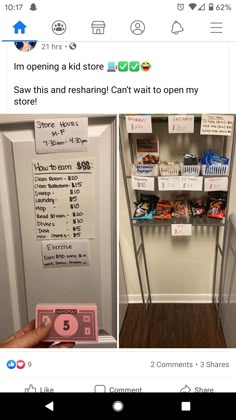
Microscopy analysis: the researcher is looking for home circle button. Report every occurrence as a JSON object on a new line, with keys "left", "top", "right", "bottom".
{"left": 112, "top": 401, "right": 124, "bottom": 412}
{"left": 54, "top": 314, "right": 78, "bottom": 336}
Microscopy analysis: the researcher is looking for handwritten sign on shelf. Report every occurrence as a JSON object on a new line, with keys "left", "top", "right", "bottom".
{"left": 204, "top": 177, "right": 228, "bottom": 192}
{"left": 168, "top": 115, "right": 194, "bottom": 133}
{"left": 200, "top": 115, "right": 233, "bottom": 136}
{"left": 42, "top": 240, "right": 90, "bottom": 267}
{"left": 158, "top": 176, "right": 181, "bottom": 191}
{"left": 132, "top": 164, "right": 158, "bottom": 177}
{"left": 126, "top": 115, "right": 152, "bottom": 133}
{"left": 181, "top": 176, "right": 203, "bottom": 191}
{"left": 33, "top": 159, "right": 95, "bottom": 240}
{"left": 35, "top": 118, "right": 88, "bottom": 153}
{"left": 132, "top": 176, "right": 155, "bottom": 191}
{"left": 171, "top": 224, "right": 192, "bottom": 236}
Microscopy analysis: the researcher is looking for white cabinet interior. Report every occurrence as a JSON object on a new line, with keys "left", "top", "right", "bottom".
{"left": 120, "top": 115, "right": 236, "bottom": 310}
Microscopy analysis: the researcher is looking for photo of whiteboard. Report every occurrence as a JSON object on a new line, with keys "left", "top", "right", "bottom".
{"left": 0, "top": 114, "right": 117, "bottom": 347}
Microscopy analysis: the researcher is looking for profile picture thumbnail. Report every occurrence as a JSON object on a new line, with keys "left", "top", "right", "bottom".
{"left": 14, "top": 41, "right": 37, "bottom": 52}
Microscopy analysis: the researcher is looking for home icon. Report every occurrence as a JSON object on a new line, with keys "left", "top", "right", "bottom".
{"left": 91, "top": 21, "right": 105, "bottom": 35}
{"left": 13, "top": 21, "right": 27, "bottom": 34}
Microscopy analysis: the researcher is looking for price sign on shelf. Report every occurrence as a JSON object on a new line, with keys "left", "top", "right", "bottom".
{"left": 126, "top": 115, "right": 152, "bottom": 133}
{"left": 131, "top": 176, "right": 155, "bottom": 191}
{"left": 200, "top": 115, "right": 233, "bottom": 136}
{"left": 204, "top": 177, "right": 228, "bottom": 192}
{"left": 181, "top": 176, "right": 203, "bottom": 191}
{"left": 171, "top": 224, "right": 192, "bottom": 236}
{"left": 168, "top": 115, "right": 194, "bottom": 133}
{"left": 158, "top": 176, "right": 181, "bottom": 191}
{"left": 132, "top": 164, "right": 158, "bottom": 177}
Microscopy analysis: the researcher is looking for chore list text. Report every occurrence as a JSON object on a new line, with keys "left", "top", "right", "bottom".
{"left": 33, "top": 159, "right": 95, "bottom": 240}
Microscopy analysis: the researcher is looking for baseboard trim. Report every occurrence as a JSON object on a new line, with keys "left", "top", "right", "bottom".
{"left": 128, "top": 294, "right": 215, "bottom": 303}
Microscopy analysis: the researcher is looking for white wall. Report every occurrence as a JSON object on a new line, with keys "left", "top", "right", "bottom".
{"left": 120, "top": 115, "right": 236, "bottom": 303}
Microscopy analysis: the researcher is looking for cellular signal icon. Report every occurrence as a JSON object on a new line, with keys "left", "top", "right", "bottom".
{"left": 198, "top": 4, "right": 206, "bottom": 10}
{"left": 188, "top": 3, "right": 197, "bottom": 9}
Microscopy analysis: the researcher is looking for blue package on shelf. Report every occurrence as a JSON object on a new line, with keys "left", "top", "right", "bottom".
{"left": 200, "top": 150, "right": 229, "bottom": 166}
{"left": 133, "top": 207, "right": 154, "bottom": 220}
{"left": 132, "top": 194, "right": 159, "bottom": 220}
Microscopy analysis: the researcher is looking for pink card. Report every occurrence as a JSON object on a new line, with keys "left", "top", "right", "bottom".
{"left": 35, "top": 304, "right": 98, "bottom": 342}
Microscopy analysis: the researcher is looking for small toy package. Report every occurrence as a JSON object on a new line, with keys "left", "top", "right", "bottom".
{"left": 133, "top": 194, "right": 159, "bottom": 220}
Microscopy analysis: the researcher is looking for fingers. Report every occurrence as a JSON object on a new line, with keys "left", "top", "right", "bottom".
{"left": 2, "top": 317, "right": 52, "bottom": 348}
{"left": 2, "top": 320, "right": 35, "bottom": 344}
{"left": 0, "top": 319, "right": 76, "bottom": 349}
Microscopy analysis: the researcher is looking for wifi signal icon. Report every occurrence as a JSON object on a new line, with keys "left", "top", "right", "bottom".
{"left": 188, "top": 3, "right": 197, "bottom": 9}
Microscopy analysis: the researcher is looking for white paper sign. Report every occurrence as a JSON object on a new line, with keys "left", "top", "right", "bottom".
{"left": 204, "top": 177, "right": 228, "bottom": 192}
{"left": 181, "top": 176, "right": 203, "bottom": 191}
{"left": 200, "top": 115, "right": 234, "bottom": 136}
{"left": 158, "top": 176, "right": 181, "bottom": 191}
{"left": 126, "top": 115, "right": 152, "bottom": 133}
{"left": 168, "top": 115, "right": 194, "bottom": 133}
{"left": 33, "top": 159, "right": 95, "bottom": 239}
{"left": 35, "top": 118, "right": 88, "bottom": 153}
{"left": 132, "top": 176, "right": 155, "bottom": 191}
{"left": 42, "top": 240, "right": 90, "bottom": 267}
{"left": 132, "top": 164, "right": 158, "bottom": 177}
{"left": 171, "top": 224, "right": 192, "bottom": 236}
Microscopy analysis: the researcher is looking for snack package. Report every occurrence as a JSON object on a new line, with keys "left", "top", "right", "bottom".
{"left": 207, "top": 192, "right": 227, "bottom": 219}
{"left": 133, "top": 194, "right": 159, "bottom": 220}
{"left": 190, "top": 199, "right": 207, "bottom": 217}
{"left": 200, "top": 150, "right": 229, "bottom": 166}
{"left": 154, "top": 200, "right": 172, "bottom": 219}
{"left": 183, "top": 154, "right": 198, "bottom": 166}
{"left": 136, "top": 138, "right": 159, "bottom": 164}
{"left": 172, "top": 200, "right": 189, "bottom": 218}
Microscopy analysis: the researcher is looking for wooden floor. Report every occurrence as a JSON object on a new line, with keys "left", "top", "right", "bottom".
{"left": 119, "top": 304, "right": 226, "bottom": 348}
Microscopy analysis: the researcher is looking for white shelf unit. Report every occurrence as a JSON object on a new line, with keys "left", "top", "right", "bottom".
{"left": 120, "top": 115, "right": 236, "bottom": 311}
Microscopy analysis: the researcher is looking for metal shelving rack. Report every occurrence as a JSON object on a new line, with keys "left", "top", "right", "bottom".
{"left": 120, "top": 115, "right": 236, "bottom": 313}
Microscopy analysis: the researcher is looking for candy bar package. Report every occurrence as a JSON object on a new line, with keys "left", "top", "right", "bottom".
{"left": 172, "top": 200, "right": 190, "bottom": 218}
{"left": 190, "top": 199, "right": 207, "bottom": 217}
{"left": 154, "top": 200, "right": 172, "bottom": 219}
{"left": 133, "top": 194, "right": 159, "bottom": 220}
{"left": 207, "top": 192, "right": 227, "bottom": 219}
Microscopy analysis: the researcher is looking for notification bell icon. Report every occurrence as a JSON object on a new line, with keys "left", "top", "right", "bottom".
{"left": 30, "top": 3, "right": 37, "bottom": 11}
{"left": 171, "top": 21, "right": 184, "bottom": 35}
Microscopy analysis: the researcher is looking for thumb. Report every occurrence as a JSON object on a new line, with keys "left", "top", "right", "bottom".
{"left": 7, "top": 317, "right": 52, "bottom": 348}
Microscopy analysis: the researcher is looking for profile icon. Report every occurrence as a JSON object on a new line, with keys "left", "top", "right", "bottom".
{"left": 130, "top": 20, "right": 145, "bottom": 35}
{"left": 14, "top": 41, "right": 37, "bottom": 52}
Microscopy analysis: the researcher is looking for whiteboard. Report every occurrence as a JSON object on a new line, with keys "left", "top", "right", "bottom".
{"left": 0, "top": 116, "right": 117, "bottom": 346}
